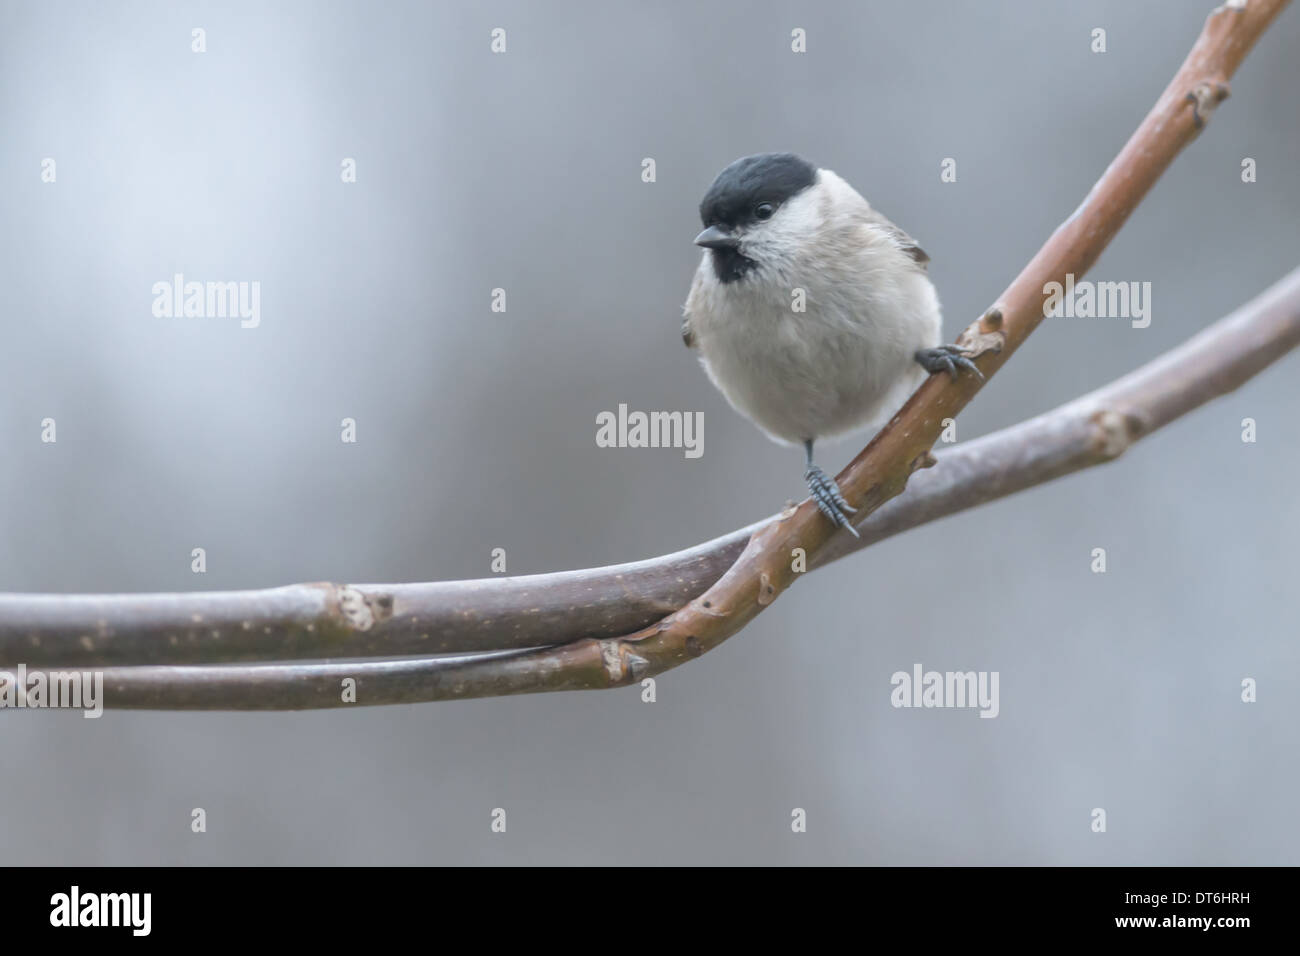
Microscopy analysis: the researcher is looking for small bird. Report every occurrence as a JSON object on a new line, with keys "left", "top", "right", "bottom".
{"left": 682, "top": 152, "right": 980, "bottom": 535}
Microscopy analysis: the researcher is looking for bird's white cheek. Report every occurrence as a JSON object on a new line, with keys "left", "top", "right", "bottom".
{"left": 747, "top": 225, "right": 812, "bottom": 273}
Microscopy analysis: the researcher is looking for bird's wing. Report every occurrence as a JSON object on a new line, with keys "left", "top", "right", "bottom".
{"left": 861, "top": 207, "right": 930, "bottom": 270}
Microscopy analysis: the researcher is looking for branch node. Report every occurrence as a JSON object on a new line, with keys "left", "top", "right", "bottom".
{"left": 909, "top": 451, "right": 939, "bottom": 474}
{"left": 757, "top": 572, "right": 777, "bottom": 606}
{"left": 626, "top": 652, "right": 650, "bottom": 680}
{"left": 598, "top": 639, "right": 628, "bottom": 682}
{"left": 333, "top": 585, "right": 393, "bottom": 632}
{"left": 955, "top": 311, "right": 1007, "bottom": 358}
{"left": 1187, "top": 80, "right": 1231, "bottom": 130}
{"left": 1089, "top": 408, "right": 1146, "bottom": 461}
{"left": 337, "top": 586, "right": 374, "bottom": 631}
{"left": 695, "top": 599, "right": 727, "bottom": 618}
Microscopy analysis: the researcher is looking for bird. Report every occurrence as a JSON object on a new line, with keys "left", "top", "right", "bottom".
{"left": 682, "top": 152, "right": 980, "bottom": 536}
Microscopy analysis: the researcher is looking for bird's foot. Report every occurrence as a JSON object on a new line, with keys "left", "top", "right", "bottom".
{"left": 915, "top": 345, "right": 984, "bottom": 382}
{"left": 804, "top": 465, "right": 859, "bottom": 537}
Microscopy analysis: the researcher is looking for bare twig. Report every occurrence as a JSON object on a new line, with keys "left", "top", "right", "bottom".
{"left": 583, "top": 0, "right": 1292, "bottom": 693}
{"left": 0, "top": 0, "right": 1290, "bottom": 709}
{"left": 84, "top": 264, "right": 1300, "bottom": 707}
{"left": 8, "top": 264, "right": 1300, "bottom": 672}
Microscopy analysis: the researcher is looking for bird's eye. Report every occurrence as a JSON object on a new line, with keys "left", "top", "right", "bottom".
{"left": 754, "top": 202, "right": 775, "bottom": 220}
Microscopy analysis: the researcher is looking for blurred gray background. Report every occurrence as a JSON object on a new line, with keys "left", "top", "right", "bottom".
{"left": 1, "top": 0, "right": 1297, "bottom": 865}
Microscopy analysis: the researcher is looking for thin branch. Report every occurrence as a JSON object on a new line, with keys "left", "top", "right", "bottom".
{"left": 583, "top": 0, "right": 1292, "bottom": 693}
{"left": 88, "top": 264, "right": 1300, "bottom": 708}
{"left": 0, "top": 0, "right": 1290, "bottom": 708}
{"left": 8, "top": 261, "right": 1300, "bottom": 672}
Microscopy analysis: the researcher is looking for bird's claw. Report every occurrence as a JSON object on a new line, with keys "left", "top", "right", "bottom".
{"left": 916, "top": 345, "right": 985, "bottom": 382}
{"left": 804, "top": 465, "right": 859, "bottom": 537}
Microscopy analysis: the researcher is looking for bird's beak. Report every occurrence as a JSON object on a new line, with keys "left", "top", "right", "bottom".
{"left": 694, "top": 225, "right": 740, "bottom": 251}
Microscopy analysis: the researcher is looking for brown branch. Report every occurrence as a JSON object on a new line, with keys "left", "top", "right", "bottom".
{"left": 87, "top": 264, "right": 1300, "bottom": 707}
{"left": 596, "top": 0, "right": 1292, "bottom": 686}
{"left": 8, "top": 252, "right": 1295, "bottom": 675}
{"left": 0, "top": 0, "right": 1290, "bottom": 707}
{"left": 0, "top": 556, "right": 736, "bottom": 667}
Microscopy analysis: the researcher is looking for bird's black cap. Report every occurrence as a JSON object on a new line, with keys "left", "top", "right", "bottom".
{"left": 698, "top": 153, "right": 817, "bottom": 228}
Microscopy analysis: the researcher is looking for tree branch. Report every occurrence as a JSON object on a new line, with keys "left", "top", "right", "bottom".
{"left": 71, "top": 263, "right": 1300, "bottom": 707}
{"left": 0, "top": 0, "right": 1291, "bottom": 709}
{"left": 583, "top": 0, "right": 1292, "bottom": 692}
{"left": 7, "top": 260, "right": 1299, "bottom": 673}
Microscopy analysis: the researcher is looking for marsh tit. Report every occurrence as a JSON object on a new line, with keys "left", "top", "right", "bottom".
{"left": 682, "top": 152, "right": 980, "bottom": 535}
